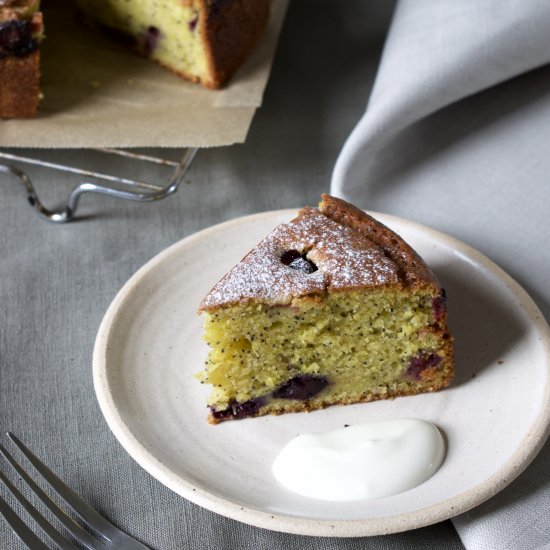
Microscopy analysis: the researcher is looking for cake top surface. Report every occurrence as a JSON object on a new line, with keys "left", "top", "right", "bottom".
{"left": 199, "top": 195, "right": 440, "bottom": 311}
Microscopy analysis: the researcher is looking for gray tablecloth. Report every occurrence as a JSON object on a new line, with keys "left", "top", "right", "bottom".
{"left": 2, "top": 1, "right": 548, "bottom": 548}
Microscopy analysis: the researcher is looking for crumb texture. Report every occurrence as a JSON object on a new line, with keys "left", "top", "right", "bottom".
{"left": 200, "top": 289, "right": 453, "bottom": 421}
{"left": 76, "top": 0, "right": 269, "bottom": 87}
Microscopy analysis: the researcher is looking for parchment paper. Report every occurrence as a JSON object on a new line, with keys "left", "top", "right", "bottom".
{"left": 0, "top": 0, "right": 288, "bottom": 148}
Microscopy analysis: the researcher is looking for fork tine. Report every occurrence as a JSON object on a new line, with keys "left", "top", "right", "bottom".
{"left": 0, "top": 441, "right": 102, "bottom": 550}
{"left": 6, "top": 433, "right": 120, "bottom": 538}
{"left": 0, "top": 494, "right": 50, "bottom": 550}
{"left": 0, "top": 468, "right": 78, "bottom": 550}
{"left": 2, "top": 434, "right": 149, "bottom": 550}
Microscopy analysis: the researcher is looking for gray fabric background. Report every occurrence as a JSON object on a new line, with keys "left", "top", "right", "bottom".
{"left": 4, "top": 1, "right": 549, "bottom": 548}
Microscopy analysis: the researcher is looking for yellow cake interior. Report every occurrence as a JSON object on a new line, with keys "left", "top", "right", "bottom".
{"left": 77, "top": 0, "right": 209, "bottom": 82}
{"left": 199, "top": 288, "right": 453, "bottom": 419}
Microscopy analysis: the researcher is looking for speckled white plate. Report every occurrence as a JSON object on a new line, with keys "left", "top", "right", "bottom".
{"left": 93, "top": 210, "right": 550, "bottom": 537}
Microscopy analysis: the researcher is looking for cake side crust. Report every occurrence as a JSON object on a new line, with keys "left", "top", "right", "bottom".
{"left": 200, "top": 0, "right": 270, "bottom": 88}
{"left": 0, "top": 49, "right": 40, "bottom": 118}
{"left": 0, "top": 5, "right": 42, "bottom": 118}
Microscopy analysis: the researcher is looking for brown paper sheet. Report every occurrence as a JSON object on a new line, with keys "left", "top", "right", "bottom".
{"left": 0, "top": 0, "right": 288, "bottom": 148}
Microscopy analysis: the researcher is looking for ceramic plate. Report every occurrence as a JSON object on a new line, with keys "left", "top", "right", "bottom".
{"left": 93, "top": 210, "right": 550, "bottom": 537}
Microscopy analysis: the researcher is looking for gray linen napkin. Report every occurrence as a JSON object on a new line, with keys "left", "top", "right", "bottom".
{"left": 330, "top": 1, "right": 550, "bottom": 549}
{"left": 331, "top": 0, "right": 550, "bottom": 205}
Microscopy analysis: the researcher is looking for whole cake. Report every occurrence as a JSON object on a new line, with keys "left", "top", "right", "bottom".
{"left": 1, "top": 0, "right": 269, "bottom": 118}
{"left": 198, "top": 195, "right": 454, "bottom": 423}
{"left": 0, "top": 0, "right": 43, "bottom": 118}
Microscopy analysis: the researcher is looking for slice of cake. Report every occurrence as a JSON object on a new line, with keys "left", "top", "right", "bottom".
{"left": 76, "top": 0, "right": 270, "bottom": 88}
{"left": 0, "top": 0, "right": 43, "bottom": 118}
{"left": 198, "top": 195, "right": 454, "bottom": 423}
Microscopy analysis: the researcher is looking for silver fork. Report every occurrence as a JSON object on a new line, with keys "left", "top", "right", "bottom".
{"left": 0, "top": 432, "right": 149, "bottom": 549}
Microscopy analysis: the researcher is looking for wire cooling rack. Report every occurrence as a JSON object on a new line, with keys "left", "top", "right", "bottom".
{"left": 0, "top": 147, "right": 198, "bottom": 223}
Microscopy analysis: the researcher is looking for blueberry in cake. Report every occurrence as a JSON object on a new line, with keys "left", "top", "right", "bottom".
{"left": 198, "top": 194, "right": 454, "bottom": 423}
{"left": 0, "top": 0, "right": 43, "bottom": 118}
{"left": 76, "top": 0, "right": 270, "bottom": 88}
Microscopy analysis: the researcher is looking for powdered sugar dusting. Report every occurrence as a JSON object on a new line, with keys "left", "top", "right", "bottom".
{"left": 200, "top": 208, "right": 401, "bottom": 310}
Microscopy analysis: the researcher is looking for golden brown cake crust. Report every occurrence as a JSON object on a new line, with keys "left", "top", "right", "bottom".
{"left": 199, "top": 0, "right": 270, "bottom": 88}
{"left": 0, "top": 4, "right": 42, "bottom": 118}
{"left": 199, "top": 195, "right": 443, "bottom": 311}
{"left": 319, "top": 194, "right": 440, "bottom": 290}
{"left": 0, "top": 49, "right": 40, "bottom": 118}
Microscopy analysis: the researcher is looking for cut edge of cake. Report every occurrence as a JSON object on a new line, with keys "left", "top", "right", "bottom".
{"left": 0, "top": 0, "right": 43, "bottom": 119}
{"left": 76, "top": 0, "right": 270, "bottom": 90}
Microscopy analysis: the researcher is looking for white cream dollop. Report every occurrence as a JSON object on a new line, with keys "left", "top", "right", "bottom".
{"left": 272, "top": 418, "right": 445, "bottom": 501}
